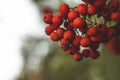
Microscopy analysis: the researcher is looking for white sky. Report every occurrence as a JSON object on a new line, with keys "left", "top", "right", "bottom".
{"left": 0, "top": 0, "right": 45, "bottom": 80}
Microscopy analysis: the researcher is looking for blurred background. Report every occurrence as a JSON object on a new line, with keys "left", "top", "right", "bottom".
{"left": 0, "top": 0, "right": 120, "bottom": 80}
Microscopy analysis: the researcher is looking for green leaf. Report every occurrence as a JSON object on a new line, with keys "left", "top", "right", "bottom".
{"left": 106, "top": 21, "right": 118, "bottom": 27}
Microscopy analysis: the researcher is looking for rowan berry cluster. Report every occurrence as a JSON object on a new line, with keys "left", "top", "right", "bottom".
{"left": 43, "top": 0, "right": 120, "bottom": 61}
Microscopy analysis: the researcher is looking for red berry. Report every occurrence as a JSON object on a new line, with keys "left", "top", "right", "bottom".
{"left": 65, "top": 21, "right": 74, "bottom": 30}
{"left": 88, "top": 5, "right": 97, "bottom": 15}
{"left": 50, "top": 32, "right": 59, "bottom": 41}
{"left": 45, "top": 25, "right": 58, "bottom": 35}
{"left": 82, "top": 49, "right": 90, "bottom": 57}
{"left": 90, "top": 50, "right": 100, "bottom": 59}
{"left": 77, "top": 4, "right": 87, "bottom": 15}
{"left": 78, "top": 24, "right": 87, "bottom": 32}
{"left": 94, "top": 0, "right": 106, "bottom": 8}
{"left": 44, "top": 13, "right": 53, "bottom": 24}
{"left": 52, "top": 15, "right": 63, "bottom": 25}
{"left": 67, "top": 47, "right": 75, "bottom": 55}
{"left": 60, "top": 44, "right": 69, "bottom": 51}
{"left": 56, "top": 28, "right": 65, "bottom": 39}
{"left": 98, "top": 24, "right": 107, "bottom": 34}
{"left": 59, "top": 4, "right": 70, "bottom": 16}
{"left": 90, "top": 42, "right": 99, "bottom": 50}
{"left": 87, "top": 26, "right": 98, "bottom": 36}
{"left": 74, "top": 46, "right": 80, "bottom": 51}
{"left": 72, "top": 36, "right": 81, "bottom": 46}
{"left": 107, "top": 28, "right": 115, "bottom": 40}
{"left": 67, "top": 46, "right": 80, "bottom": 55}
{"left": 73, "top": 17, "right": 85, "bottom": 28}
{"left": 68, "top": 10, "right": 79, "bottom": 21}
{"left": 90, "top": 34, "right": 102, "bottom": 42}
{"left": 64, "top": 21, "right": 74, "bottom": 30}
{"left": 101, "top": 9, "right": 111, "bottom": 21}
{"left": 109, "top": 0, "right": 119, "bottom": 11}
{"left": 111, "top": 12, "right": 120, "bottom": 22}
{"left": 60, "top": 38, "right": 70, "bottom": 46}
{"left": 63, "top": 30, "right": 75, "bottom": 40}
{"left": 73, "top": 53, "right": 83, "bottom": 61}
{"left": 80, "top": 37, "right": 91, "bottom": 47}
{"left": 106, "top": 37, "right": 120, "bottom": 55}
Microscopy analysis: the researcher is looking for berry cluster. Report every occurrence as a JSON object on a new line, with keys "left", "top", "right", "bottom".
{"left": 43, "top": 0, "right": 120, "bottom": 61}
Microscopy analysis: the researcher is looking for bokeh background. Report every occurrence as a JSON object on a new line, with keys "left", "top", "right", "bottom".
{"left": 0, "top": 0, "right": 120, "bottom": 80}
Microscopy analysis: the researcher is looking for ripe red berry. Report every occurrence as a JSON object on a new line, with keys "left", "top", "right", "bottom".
{"left": 72, "top": 36, "right": 81, "bottom": 46}
{"left": 98, "top": 24, "right": 107, "bottom": 34}
{"left": 90, "top": 50, "right": 100, "bottom": 59}
{"left": 65, "top": 21, "right": 74, "bottom": 30}
{"left": 88, "top": 5, "right": 97, "bottom": 15}
{"left": 111, "top": 12, "right": 120, "bottom": 22}
{"left": 101, "top": 9, "right": 111, "bottom": 21}
{"left": 94, "top": 0, "right": 106, "bottom": 8}
{"left": 52, "top": 15, "right": 63, "bottom": 25}
{"left": 44, "top": 13, "right": 53, "bottom": 24}
{"left": 73, "top": 53, "right": 83, "bottom": 61}
{"left": 90, "top": 42, "right": 99, "bottom": 50}
{"left": 82, "top": 49, "right": 90, "bottom": 57}
{"left": 60, "top": 38, "right": 70, "bottom": 46}
{"left": 59, "top": 4, "right": 70, "bottom": 16}
{"left": 68, "top": 10, "right": 79, "bottom": 21}
{"left": 60, "top": 44, "right": 69, "bottom": 51}
{"left": 74, "top": 45, "right": 80, "bottom": 51}
{"left": 67, "top": 47, "right": 75, "bottom": 55}
{"left": 107, "top": 28, "right": 115, "bottom": 40}
{"left": 45, "top": 25, "right": 58, "bottom": 35}
{"left": 50, "top": 32, "right": 59, "bottom": 41}
{"left": 78, "top": 24, "right": 87, "bottom": 32}
{"left": 109, "top": 0, "right": 119, "bottom": 11}
{"left": 63, "top": 30, "right": 75, "bottom": 40}
{"left": 77, "top": 4, "right": 88, "bottom": 15}
{"left": 73, "top": 17, "right": 85, "bottom": 28}
{"left": 106, "top": 37, "right": 120, "bottom": 55}
{"left": 56, "top": 28, "right": 65, "bottom": 39}
{"left": 67, "top": 46, "right": 80, "bottom": 55}
{"left": 87, "top": 26, "right": 98, "bottom": 36}
{"left": 90, "top": 34, "right": 102, "bottom": 42}
{"left": 80, "top": 37, "right": 91, "bottom": 47}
